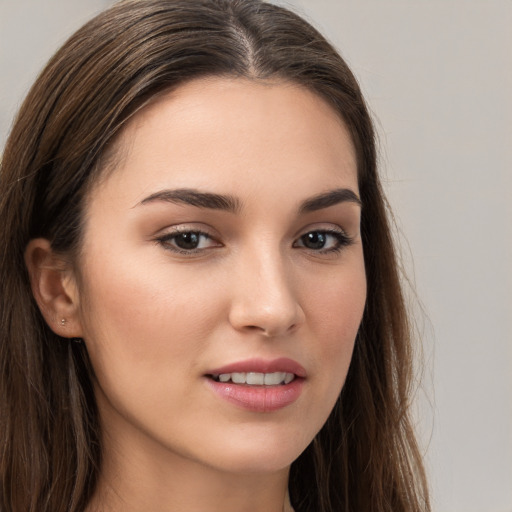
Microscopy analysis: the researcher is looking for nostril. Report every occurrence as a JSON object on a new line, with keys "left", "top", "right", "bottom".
{"left": 243, "top": 322, "right": 299, "bottom": 338}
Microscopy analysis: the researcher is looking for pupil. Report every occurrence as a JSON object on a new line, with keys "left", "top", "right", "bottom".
{"left": 303, "top": 232, "right": 326, "bottom": 249}
{"left": 176, "top": 232, "right": 200, "bottom": 249}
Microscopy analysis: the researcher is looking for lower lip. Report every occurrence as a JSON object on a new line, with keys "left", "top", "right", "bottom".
{"left": 205, "top": 378, "right": 304, "bottom": 413}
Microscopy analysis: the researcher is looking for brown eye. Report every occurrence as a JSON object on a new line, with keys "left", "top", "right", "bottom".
{"left": 301, "top": 232, "right": 327, "bottom": 250}
{"left": 174, "top": 232, "right": 202, "bottom": 250}
{"left": 294, "top": 229, "right": 353, "bottom": 253}
{"left": 158, "top": 230, "right": 219, "bottom": 254}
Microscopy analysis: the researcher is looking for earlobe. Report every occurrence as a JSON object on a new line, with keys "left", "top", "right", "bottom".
{"left": 24, "top": 238, "right": 83, "bottom": 338}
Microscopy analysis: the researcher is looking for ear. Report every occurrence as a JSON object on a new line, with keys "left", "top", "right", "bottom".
{"left": 24, "top": 238, "right": 83, "bottom": 338}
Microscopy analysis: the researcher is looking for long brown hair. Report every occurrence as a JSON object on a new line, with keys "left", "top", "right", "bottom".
{"left": 0, "top": 1, "right": 429, "bottom": 510}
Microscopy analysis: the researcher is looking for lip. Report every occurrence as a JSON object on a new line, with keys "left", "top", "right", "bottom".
{"left": 205, "top": 358, "right": 306, "bottom": 413}
{"left": 207, "top": 357, "right": 307, "bottom": 378}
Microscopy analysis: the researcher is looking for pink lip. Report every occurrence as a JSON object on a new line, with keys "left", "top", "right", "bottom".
{"left": 208, "top": 357, "right": 307, "bottom": 378}
{"left": 205, "top": 358, "right": 306, "bottom": 413}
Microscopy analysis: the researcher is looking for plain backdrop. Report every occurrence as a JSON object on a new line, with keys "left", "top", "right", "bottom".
{"left": 1, "top": 1, "right": 511, "bottom": 511}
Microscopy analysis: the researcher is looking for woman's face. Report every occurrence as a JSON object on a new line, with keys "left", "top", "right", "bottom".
{"left": 75, "top": 78, "right": 366, "bottom": 474}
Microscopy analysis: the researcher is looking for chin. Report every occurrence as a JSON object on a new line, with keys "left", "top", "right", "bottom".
{"left": 205, "top": 450, "right": 299, "bottom": 475}
{"left": 187, "top": 425, "right": 313, "bottom": 475}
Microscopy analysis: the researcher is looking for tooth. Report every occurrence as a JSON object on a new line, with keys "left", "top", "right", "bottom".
{"left": 217, "top": 371, "right": 296, "bottom": 385}
{"left": 284, "top": 373, "right": 294, "bottom": 384}
{"left": 231, "top": 372, "right": 246, "bottom": 384}
{"left": 246, "top": 372, "right": 264, "bottom": 385}
{"left": 264, "top": 372, "right": 286, "bottom": 385}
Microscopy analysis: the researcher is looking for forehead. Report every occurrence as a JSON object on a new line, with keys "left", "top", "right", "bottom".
{"left": 91, "top": 77, "right": 358, "bottom": 207}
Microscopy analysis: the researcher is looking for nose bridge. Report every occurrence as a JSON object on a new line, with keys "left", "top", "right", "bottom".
{"left": 228, "top": 240, "right": 304, "bottom": 336}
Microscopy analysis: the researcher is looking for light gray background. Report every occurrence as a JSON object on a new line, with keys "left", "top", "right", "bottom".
{"left": 1, "top": 1, "right": 511, "bottom": 511}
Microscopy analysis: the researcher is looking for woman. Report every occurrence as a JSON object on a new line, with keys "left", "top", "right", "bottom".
{"left": 0, "top": 1, "right": 429, "bottom": 511}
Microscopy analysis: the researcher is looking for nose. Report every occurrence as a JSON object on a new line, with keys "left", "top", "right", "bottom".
{"left": 227, "top": 247, "right": 305, "bottom": 337}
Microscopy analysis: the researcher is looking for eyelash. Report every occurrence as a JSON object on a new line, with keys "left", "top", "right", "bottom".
{"left": 156, "top": 229, "right": 216, "bottom": 255}
{"left": 293, "top": 228, "right": 354, "bottom": 254}
{"left": 156, "top": 227, "right": 354, "bottom": 255}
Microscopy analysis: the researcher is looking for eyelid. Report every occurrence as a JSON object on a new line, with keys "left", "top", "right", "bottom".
{"left": 154, "top": 222, "right": 218, "bottom": 239}
{"left": 294, "top": 223, "right": 352, "bottom": 240}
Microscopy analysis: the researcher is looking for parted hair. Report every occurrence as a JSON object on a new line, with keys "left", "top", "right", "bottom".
{"left": 0, "top": 1, "right": 429, "bottom": 511}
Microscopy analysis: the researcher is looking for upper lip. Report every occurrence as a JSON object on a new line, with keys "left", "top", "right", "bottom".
{"left": 207, "top": 357, "right": 307, "bottom": 378}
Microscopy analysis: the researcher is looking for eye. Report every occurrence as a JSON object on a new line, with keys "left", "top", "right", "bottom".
{"left": 157, "top": 229, "right": 219, "bottom": 254}
{"left": 294, "top": 229, "right": 353, "bottom": 253}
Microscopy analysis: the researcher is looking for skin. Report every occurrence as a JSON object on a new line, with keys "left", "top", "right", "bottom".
{"left": 27, "top": 78, "right": 366, "bottom": 512}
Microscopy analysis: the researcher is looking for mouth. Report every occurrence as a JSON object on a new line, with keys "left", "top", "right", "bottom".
{"left": 205, "top": 358, "right": 306, "bottom": 412}
{"left": 208, "top": 371, "right": 296, "bottom": 386}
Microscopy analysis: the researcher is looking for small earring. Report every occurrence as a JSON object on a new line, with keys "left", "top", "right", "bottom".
{"left": 60, "top": 318, "right": 67, "bottom": 326}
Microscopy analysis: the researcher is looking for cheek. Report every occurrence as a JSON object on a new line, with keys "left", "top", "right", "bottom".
{"left": 302, "top": 254, "right": 366, "bottom": 393}
{"left": 75, "top": 256, "right": 230, "bottom": 417}
{"left": 75, "top": 257, "right": 226, "bottom": 427}
{"left": 308, "top": 256, "right": 366, "bottom": 335}
{"left": 79, "top": 254, "right": 221, "bottom": 355}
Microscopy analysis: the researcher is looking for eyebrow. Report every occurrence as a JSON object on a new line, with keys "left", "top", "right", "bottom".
{"left": 137, "top": 187, "right": 361, "bottom": 213}
{"left": 138, "top": 188, "right": 241, "bottom": 213}
{"left": 298, "top": 188, "right": 362, "bottom": 213}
